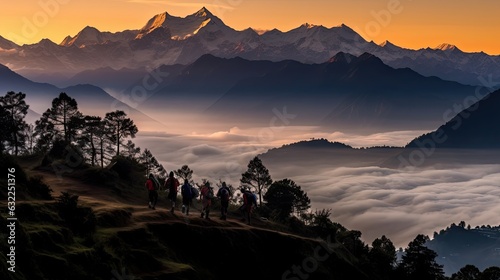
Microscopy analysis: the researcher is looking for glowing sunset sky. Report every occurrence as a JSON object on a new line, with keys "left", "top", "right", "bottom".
{"left": 1, "top": 0, "right": 499, "bottom": 54}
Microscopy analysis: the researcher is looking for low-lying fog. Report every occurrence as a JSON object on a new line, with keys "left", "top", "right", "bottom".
{"left": 134, "top": 126, "right": 500, "bottom": 248}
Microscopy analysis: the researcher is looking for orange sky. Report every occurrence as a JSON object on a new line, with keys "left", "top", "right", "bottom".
{"left": 1, "top": 0, "right": 499, "bottom": 54}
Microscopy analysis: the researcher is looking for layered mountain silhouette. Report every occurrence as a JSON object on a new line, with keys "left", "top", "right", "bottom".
{"left": 0, "top": 63, "right": 164, "bottom": 128}
{"left": 0, "top": 8, "right": 499, "bottom": 86}
{"left": 119, "top": 52, "right": 477, "bottom": 131}
{"left": 1, "top": 50, "right": 489, "bottom": 132}
{"left": 407, "top": 89, "right": 500, "bottom": 149}
{"left": 427, "top": 223, "right": 500, "bottom": 276}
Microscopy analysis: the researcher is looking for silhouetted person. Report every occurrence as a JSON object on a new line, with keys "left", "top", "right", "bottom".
{"left": 200, "top": 182, "right": 214, "bottom": 220}
{"left": 181, "top": 179, "right": 193, "bottom": 215}
{"left": 239, "top": 187, "right": 257, "bottom": 225}
{"left": 164, "top": 171, "right": 180, "bottom": 213}
{"left": 145, "top": 173, "right": 159, "bottom": 210}
{"left": 217, "top": 182, "right": 231, "bottom": 220}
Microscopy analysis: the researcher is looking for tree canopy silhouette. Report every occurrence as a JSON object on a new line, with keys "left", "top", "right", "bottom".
{"left": 175, "top": 165, "right": 194, "bottom": 182}
{"left": 264, "top": 178, "right": 310, "bottom": 220}
{"left": 104, "top": 110, "right": 138, "bottom": 158}
{"left": 0, "top": 91, "right": 29, "bottom": 155}
{"left": 400, "top": 234, "right": 445, "bottom": 280}
{"left": 36, "top": 92, "right": 82, "bottom": 144}
{"left": 240, "top": 156, "right": 272, "bottom": 207}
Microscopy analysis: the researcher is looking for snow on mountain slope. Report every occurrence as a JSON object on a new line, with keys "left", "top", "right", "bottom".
{"left": 1, "top": 7, "right": 499, "bottom": 86}
{"left": 60, "top": 26, "right": 138, "bottom": 47}
{"left": 135, "top": 7, "right": 234, "bottom": 41}
{"left": 435, "top": 43, "right": 461, "bottom": 52}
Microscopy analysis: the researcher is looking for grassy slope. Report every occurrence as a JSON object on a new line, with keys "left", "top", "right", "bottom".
{"left": 0, "top": 157, "right": 367, "bottom": 280}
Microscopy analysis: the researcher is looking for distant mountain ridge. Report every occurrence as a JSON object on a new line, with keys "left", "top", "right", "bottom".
{"left": 0, "top": 7, "right": 499, "bottom": 86}
{"left": 407, "top": 89, "right": 500, "bottom": 149}
{"left": 427, "top": 223, "right": 500, "bottom": 275}
{"left": 175, "top": 53, "right": 477, "bottom": 131}
{"left": 0, "top": 50, "right": 487, "bottom": 133}
{"left": 0, "top": 63, "right": 164, "bottom": 129}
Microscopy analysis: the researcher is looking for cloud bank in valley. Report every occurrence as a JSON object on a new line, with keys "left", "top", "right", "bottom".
{"left": 134, "top": 128, "right": 500, "bottom": 248}
{"left": 289, "top": 165, "right": 500, "bottom": 248}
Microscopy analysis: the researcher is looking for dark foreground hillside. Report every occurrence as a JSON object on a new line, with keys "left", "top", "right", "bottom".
{"left": 1, "top": 154, "right": 499, "bottom": 280}
{"left": 0, "top": 155, "right": 367, "bottom": 280}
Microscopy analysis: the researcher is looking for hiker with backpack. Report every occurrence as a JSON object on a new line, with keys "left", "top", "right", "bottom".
{"left": 164, "top": 171, "right": 180, "bottom": 214}
{"left": 145, "top": 173, "right": 159, "bottom": 210}
{"left": 239, "top": 187, "right": 258, "bottom": 225}
{"left": 200, "top": 181, "right": 214, "bottom": 220}
{"left": 216, "top": 182, "right": 232, "bottom": 220}
{"left": 180, "top": 179, "right": 193, "bottom": 215}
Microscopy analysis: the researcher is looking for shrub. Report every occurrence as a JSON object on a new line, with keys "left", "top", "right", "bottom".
{"left": 56, "top": 192, "right": 96, "bottom": 235}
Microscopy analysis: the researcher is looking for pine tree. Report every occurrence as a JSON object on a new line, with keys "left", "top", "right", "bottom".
{"left": 400, "top": 234, "right": 445, "bottom": 280}
{"left": 79, "top": 116, "right": 104, "bottom": 166}
{"left": 36, "top": 92, "right": 82, "bottom": 143}
{"left": 370, "top": 235, "right": 396, "bottom": 279}
{"left": 104, "top": 110, "right": 138, "bottom": 158}
{"left": 0, "top": 92, "right": 29, "bottom": 155}
{"left": 240, "top": 156, "right": 272, "bottom": 207}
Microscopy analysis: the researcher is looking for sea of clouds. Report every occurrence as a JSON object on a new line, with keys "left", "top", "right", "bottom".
{"left": 134, "top": 126, "right": 500, "bottom": 248}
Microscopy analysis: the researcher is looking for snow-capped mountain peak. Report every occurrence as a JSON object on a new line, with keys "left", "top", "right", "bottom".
{"left": 62, "top": 26, "right": 103, "bottom": 47}
{"left": 302, "top": 23, "right": 319, "bottom": 29}
{"left": 135, "top": 8, "right": 228, "bottom": 41}
{"left": 379, "top": 40, "right": 401, "bottom": 51}
{"left": 135, "top": 12, "right": 170, "bottom": 39}
{"left": 435, "top": 43, "right": 460, "bottom": 51}
{"left": 194, "top": 7, "right": 213, "bottom": 17}
{"left": 59, "top": 35, "right": 73, "bottom": 46}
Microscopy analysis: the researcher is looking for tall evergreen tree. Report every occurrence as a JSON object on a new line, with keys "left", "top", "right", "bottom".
{"left": 240, "top": 156, "right": 272, "bottom": 207}
{"left": 369, "top": 235, "right": 397, "bottom": 279}
{"left": 36, "top": 92, "right": 82, "bottom": 143}
{"left": 0, "top": 92, "right": 29, "bottom": 155}
{"left": 104, "top": 110, "right": 138, "bottom": 158}
{"left": 399, "top": 234, "right": 445, "bottom": 280}
{"left": 79, "top": 116, "right": 104, "bottom": 166}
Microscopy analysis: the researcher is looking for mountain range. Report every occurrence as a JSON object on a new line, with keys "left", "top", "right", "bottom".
{"left": 0, "top": 63, "right": 164, "bottom": 129}
{"left": 0, "top": 7, "right": 499, "bottom": 86}
{"left": 117, "top": 52, "right": 478, "bottom": 132}
{"left": 0, "top": 50, "right": 488, "bottom": 133}
{"left": 406, "top": 89, "right": 500, "bottom": 149}
{"left": 260, "top": 88, "right": 500, "bottom": 167}
{"left": 427, "top": 223, "right": 500, "bottom": 276}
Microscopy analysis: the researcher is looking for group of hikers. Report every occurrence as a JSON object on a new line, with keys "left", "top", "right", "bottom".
{"left": 145, "top": 172, "right": 258, "bottom": 224}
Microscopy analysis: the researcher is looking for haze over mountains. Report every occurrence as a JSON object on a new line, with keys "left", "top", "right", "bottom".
{"left": 0, "top": 51, "right": 483, "bottom": 133}
{"left": 1, "top": 7, "right": 499, "bottom": 86}
{"left": 407, "top": 89, "right": 500, "bottom": 149}
{"left": 0, "top": 63, "right": 163, "bottom": 128}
